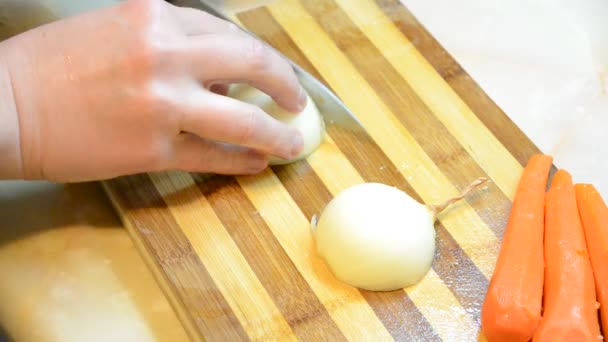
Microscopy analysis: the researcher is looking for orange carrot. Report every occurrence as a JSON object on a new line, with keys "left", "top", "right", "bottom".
{"left": 575, "top": 183, "right": 608, "bottom": 336}
{"left": 533, "top": 170, "right": 601, "bottom": 341}
{"left": 481, "top": 154, "right": 553, "bottom": 342}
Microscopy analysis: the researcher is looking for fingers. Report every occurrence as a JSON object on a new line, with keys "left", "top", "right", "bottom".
{"left": 167, "top": 4, "right": 306, "bottom": 112}
{"left": 171, "top": 133, "right": 268, "bottom": 175}
{"left": 178, "top": 91, "right": 303, "bottom": 160}
{"left": 182, "top": 33, "right": 307, "bottom": 113}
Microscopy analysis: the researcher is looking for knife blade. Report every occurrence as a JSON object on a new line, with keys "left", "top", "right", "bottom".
{"left": 169, "top": 0, "right": 366, "bottom": 133}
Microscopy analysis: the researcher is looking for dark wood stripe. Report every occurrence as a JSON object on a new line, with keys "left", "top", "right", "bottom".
{"left": 321, "top": 124, "right": 489, "bottom": 325}
{"left": 299, "top": 0, "right": 511, "bottom": 238}
{"left": 361, "top": 290, "right": 441, "bottom": 342}
{"left": 241, "top": 5, "right": 489, "bottom": 325}
{"left": 354, "top": 137, "right": 490, "bottom": 326}
{"left": 432, "top": 226, "right": 489, "bottom": 325}
{"left": 106, "top": 175, "right": 248, "bottom": 341}
{"left": 239, "top": 9, "right": 439, "bottom": 338}
{"left": 273, "top": 162, "right": 438, "bottom": 341}
{"left": 194, "top": 175, "right": 346, "bottom": 341}
{"left": 375, "top": 0, "right": 541, "bottom": 165}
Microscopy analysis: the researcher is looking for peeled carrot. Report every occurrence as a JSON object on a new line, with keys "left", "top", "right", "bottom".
{"left": 533, "top": 170, "right": 601, "bottom": 341}
{"left": 481, "top": 154, "right": 553, "bottom": 342}
{"left": 575, "top": 183, "right": 608, "bottom": 335}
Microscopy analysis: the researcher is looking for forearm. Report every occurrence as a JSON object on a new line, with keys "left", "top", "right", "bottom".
{"left": 0, "top": 51, "right": 23, "bottom": 180}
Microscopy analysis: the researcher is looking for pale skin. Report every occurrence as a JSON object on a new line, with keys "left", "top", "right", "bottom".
{"left": 0, "top": 0, "right": 306, "bottom": 182}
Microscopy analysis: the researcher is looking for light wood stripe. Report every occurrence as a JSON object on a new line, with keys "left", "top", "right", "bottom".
{"left": 268, "top": 0, "right": 499, "bottom": 279}
{"left": 322, "top": 129, "right": 490, "bottom": 323}
{"left": 273, "top": 161, "right": 437, "bottom": 340}
{"left": 333, "top": 0, "right": 522, "bottom": 199}
{"left": 376, "top": 0, "right": 541, "bottom": 166}
{"left": 237, "top": 8, "right": 326, "bottom": 84}
{"left": 407, "top": 271, "right": 480, "bottom": 341}
{"left": 104, "top": 176, "right": 247, "bottom": 341}
{"left": 196, "top": 175, "right": 346, "bottom": 340}
{"left": 320, "top": 131, "right": 490, "bottom": 323}
{"left": 240, "top": 9, "right": 490, "bottom": 326}
{"left": 358, "top": 290, "right": 441, "bottom": 341}
{"left": 315, "top": 122, "right": 488, "bottom": 323}
{"left": 301, "top": 136, "right": 479, "bottom": 340}
{"left": 239, "top": 5, "right": 490, "bottom": 323}
{"left": 298, "top": 0, "right": 513, "bottom": 238}
{"left": 102, "top": 181, "right": 202, "bottom": 342}
{"left": 149, "top": 172, "right": 296, "bottom": 341}
{"left": 236, "top": 170, "right": 393, "bottom": 340}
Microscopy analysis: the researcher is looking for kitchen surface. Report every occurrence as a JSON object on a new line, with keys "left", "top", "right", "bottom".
{"left": 403, "top": 0, "right": 607, "bottom": 196}
{"left": 0, "top": 0, "right": 606, "bottom": 341}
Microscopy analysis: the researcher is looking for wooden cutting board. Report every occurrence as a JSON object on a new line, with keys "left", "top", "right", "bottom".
{"left": 102, "top": 0, "right": 542, "bottom": 340}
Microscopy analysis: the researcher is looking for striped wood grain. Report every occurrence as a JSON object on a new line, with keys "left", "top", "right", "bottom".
{"left": 103, "top": 0, "right": 541, "bottom": 340}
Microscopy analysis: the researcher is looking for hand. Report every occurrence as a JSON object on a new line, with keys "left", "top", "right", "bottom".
{"left": 0, "top": 0, "right": 306, "bottom": 182}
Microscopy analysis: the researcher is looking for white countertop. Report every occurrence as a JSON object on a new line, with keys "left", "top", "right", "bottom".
{"left": 402, "top": 0, "right": 608, "bottom": 195}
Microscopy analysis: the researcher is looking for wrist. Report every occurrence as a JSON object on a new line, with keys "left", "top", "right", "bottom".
{"left": 0, "top": 49, "right": 23, "bottom": 179}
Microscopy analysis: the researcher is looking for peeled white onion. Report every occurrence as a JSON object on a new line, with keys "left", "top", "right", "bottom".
{"left": 312, "top": 178, "right": 488, "bottom": 292}
{"left": 313, "top": 183, "right": 436, "bottom": 291}
{"left": 228, "top": 84, "right": 325, "bottom": 165}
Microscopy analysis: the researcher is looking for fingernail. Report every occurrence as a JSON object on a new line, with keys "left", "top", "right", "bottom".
{"left": 290, "top": 132, "right": 304, "bottom": 158}
{"left": 297, "top": 87, "right": 307, "bottom": 111}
